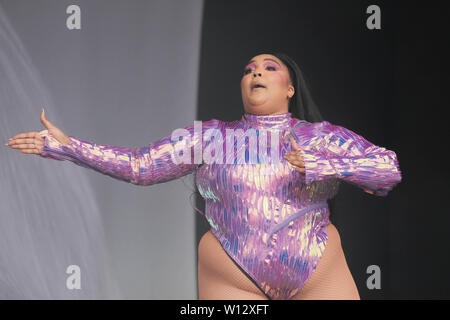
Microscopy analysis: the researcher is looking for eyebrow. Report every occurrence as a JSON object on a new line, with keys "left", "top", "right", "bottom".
{"left": 246, "top": 58, "right": 281, "bottom": 67}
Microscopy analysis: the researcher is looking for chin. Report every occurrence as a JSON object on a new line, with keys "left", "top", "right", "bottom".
{"left": 244, "top": 106, "right": 270, "bottom": 115}
{"left": 247, "top": 97, "right": 268, "bottom": 108}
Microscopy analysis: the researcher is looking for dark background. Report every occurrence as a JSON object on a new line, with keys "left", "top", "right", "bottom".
{"left": 195, "top": 0, "right": 449, "bottom": 299}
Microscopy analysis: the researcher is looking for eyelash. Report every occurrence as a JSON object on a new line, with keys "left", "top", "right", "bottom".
{"left": 243, "top": 65, "right": 277, "bottom": 75}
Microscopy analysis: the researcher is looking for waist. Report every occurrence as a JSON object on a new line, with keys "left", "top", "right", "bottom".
{"left": 204, "top": 200, "right": 329, "bottom": 245}
{"left": 268, "top": 201, "right": 329, "bottom": 237}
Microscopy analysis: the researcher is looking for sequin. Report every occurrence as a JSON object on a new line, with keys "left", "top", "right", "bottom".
{"left": 39, "top": 112, "right": 402, "bottom": 299}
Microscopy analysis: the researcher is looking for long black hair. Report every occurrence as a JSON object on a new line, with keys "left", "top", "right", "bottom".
{"left": 269, "top": 52, "right": 337, "bottom": 218}
{"left": 269, "top": 52, "right": 324, "bottom": 123}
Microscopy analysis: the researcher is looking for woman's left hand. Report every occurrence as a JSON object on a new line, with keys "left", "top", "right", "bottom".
{"left": 284, "top": 136, "right": 306, "bottom": 173}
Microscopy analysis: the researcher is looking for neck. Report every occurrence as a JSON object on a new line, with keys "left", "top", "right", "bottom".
{"left": 242, "top": 111, "right": 292, "bottom": 129}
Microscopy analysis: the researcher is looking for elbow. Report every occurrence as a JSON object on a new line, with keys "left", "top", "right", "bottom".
{"left": 363, "top": 164, "right": 402, "bottom": 197}
{"left": 371, "top": 170, "right": 402, "bottom": 197}
{"left": 129, "top": 167, "right": 151, "bottom": 186}
{"left": 381, "top": 149, "right": 402, "bottom": 186}
{"left": 130, "top": 175, "right": 156, "bottom": 186}
{"left": 394, "top": 169, "right": 402, "bottom": 185}
{"left": 391, "top": 150, "right": 403, "bottom": 184}
{"left": 130, "top": 179, "right": 147, "bottom": 186}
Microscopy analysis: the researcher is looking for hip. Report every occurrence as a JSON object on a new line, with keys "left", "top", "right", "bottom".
{"left": 197, "top": 223, "right": 349, "bottom": 297}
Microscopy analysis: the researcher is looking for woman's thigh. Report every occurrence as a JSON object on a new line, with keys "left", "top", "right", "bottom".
{"left": 291, "top": 223, "right": 360, "bottom": 300}
{"left": 197, "top": 231, "right": 269, "bottom": 300}
{"left": 198, "top": 263, "right": 268, "bottom": 300}
{"left": 197, "top": 224, "right": 360, "bottom": 300}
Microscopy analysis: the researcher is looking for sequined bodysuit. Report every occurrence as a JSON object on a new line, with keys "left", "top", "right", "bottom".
{"left": 39, "top": 112, "right": 402, "bottom": 299}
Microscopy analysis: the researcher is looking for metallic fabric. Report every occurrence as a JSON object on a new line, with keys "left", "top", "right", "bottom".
{"left": 39, "top": 112, "right": 402, "bottom": 299}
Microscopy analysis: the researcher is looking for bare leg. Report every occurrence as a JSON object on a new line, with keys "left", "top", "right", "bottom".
{"left": 197, "top": 224, "right": 360, "bottom": 300}
{"left": 291, "top": 223, "right": 360, "bottom": 300}
{"left": 197, "top": 230, "right": 268, "bottom": 300}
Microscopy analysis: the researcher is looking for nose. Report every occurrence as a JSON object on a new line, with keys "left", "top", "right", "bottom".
{"left": 253, "top": 72, "right": 262, "bottom": 77}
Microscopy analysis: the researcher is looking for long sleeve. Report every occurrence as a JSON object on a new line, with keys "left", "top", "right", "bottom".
{"left": 295, "top": 120, "right": 402, "bottom": 196}
{"left": 39, "top": 118, "right": 222, "bottom": 186}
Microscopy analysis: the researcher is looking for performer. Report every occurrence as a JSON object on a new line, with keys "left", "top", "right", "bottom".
{"left": 5, "top": 53, "right": 402, "bottom": 300}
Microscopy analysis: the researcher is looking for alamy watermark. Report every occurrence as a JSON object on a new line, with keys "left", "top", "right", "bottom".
{"left": 366, "top": 264, "right": 381, "bottom": 290}
{"left": 170, "top": 121, "right": 288, "bottom": 166}
{"left": 66, "top": 264, "right": 81, "bottom": 290}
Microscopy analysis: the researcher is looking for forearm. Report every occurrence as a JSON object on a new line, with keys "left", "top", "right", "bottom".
{"left": 298, "top": 121, "right": 402, "bottom": 196}
{"left": 40, "top": 131, "right": 140, "bottom": 183}
{"left": 302, "top": 147, "right": 402, "bottom": 196}
{"left": 39, "top": 129, "right": 198, "bottom": 186}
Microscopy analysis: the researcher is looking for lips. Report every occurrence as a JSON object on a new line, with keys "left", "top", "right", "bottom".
{"left": 251, "top": 83, "right": 266, "bottom": 89}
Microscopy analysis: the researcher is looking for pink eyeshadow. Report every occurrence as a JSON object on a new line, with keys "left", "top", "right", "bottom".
{"left": 263, "top": 61, "right": 281, "bottom": 70}
{"left": 244, "top": 62, "right": 256, "bottom": 70}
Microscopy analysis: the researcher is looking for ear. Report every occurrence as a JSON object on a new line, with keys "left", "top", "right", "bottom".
{"left": 287, "top": 84, "right": 295, "bottom": 99}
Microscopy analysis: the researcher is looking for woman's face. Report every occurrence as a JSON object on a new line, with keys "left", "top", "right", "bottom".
{"left": 240, "top": 54, "right": 294, "bottom": 115}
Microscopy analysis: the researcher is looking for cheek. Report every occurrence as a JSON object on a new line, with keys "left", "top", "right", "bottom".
{"left": 268, "top": 73, "right": 289, "bottom": 89}
{"left": 240, "top": 78, "right": 247, "bottom": 98}
{"left": 280, "top": 72, "right": 291, "bottom": 86}
{"left": 241, "top": 76, "right": 250, "bottom": 89}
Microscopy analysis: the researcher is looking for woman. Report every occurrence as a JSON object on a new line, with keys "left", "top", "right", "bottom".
{"left": 5, "top": 53, "right": 402, "bottom": 300}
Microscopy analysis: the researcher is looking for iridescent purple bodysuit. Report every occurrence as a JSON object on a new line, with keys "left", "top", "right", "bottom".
{"left": 39, "top": 112, "right": 402, "bottom": 299}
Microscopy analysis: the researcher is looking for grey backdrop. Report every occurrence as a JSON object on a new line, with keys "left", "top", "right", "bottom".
{"left": 1, "top": 0, "right": 204, "bottom": 299}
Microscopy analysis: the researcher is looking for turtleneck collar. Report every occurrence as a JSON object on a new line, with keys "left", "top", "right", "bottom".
{"left": 242, "top": 112, "right": 292, "bottom": 129}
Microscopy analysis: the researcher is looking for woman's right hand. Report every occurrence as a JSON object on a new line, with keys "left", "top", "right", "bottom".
{"left": 284, "top": 136, "right": 306, "bottom": 173}
{"left": 5, "top": 108, "right": 71, "bottom": 155}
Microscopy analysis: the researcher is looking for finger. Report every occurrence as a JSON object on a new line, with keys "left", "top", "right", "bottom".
{"left": 284, "top": 151, "right": 303, "bottom": 161}
{"left": 290, "top": 136, "right": 300, "bottom": 151}
{"left": 286, "top": 156, "right": 305, "bottom": 168}
{"left": 284, "top": 150, "right": 299, "bottom": 157}
{"left": 8, "top": 142, "right": 36, "bottom": 150}
{"left": 294, "top": 166, "right": 306, "bottom": 173}
{"left": 7, "top": 137, "right": 36, "bottom": 146}
{"left": 291, "top": 159, "right": 305, "bottom": 167}
{"left": 40, "top": 107, "right": 54, "bottom": 129}
{"left": 286, "top": 160, "right": 305, "bottom": 173}
{"left": 21, "top": 148, "right": 40, "bottom": 154}
{"left": 9, "top": 132, "right": 37, "bottom": 140}
{"left": 32, "top": 131, "right": 42, "bottom": 139}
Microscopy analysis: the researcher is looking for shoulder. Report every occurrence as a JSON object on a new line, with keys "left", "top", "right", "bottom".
{"left": 291, "top": 119, "right": 374, "bottom": 151}
{"left": 291, "top": 118, "right": 354, "bottom": 136}
{"left": 289, "top": 119, "right": 360, "bottom": 149}
{"left": 202, "top": 118, "right": 223, "bottom": 126}
{"left": 185, "top": 118, "right": 223, "bottom": 132}
{"left": 289, "top": 118, "right": 333, "bottom": 138}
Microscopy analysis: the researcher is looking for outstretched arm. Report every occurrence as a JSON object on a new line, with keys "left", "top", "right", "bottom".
{"left": 296, "top": 121, "right": 402, "bottom": 196}
{"left": 39, "top": 118, "right": 221, "bottom": 186}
